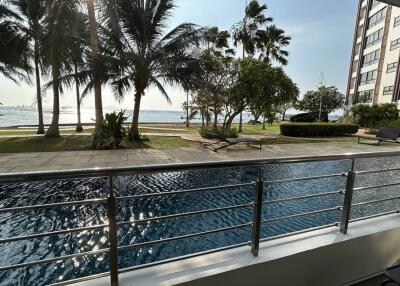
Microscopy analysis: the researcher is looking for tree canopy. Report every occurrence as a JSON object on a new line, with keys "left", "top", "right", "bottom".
{"left": 296, "top": 86, "right": 344, "bottom": 121}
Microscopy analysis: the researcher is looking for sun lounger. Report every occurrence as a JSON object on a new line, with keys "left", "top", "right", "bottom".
{"left": 204, "top": 137, "right": 263, "bottom": 152}
{"left": 357, "top": 127, "right": 400, "bottom": 145}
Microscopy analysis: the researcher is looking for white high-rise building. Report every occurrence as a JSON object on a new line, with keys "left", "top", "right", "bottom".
{"left": 346, "top": 0, "right": 400, "bottom": 111}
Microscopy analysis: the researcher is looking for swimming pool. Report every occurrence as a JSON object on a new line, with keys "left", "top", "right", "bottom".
{"left": 0, "top": 156, "right": 399, "bottom": 285}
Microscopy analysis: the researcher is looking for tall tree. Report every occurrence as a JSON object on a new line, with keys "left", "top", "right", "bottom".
{"left": 69, "top": 12, "right": 89, "bottom": 132}
{"left": 297, "top": 86, "right": 344, "bottom": 121}
{"left": 12, "top": 0, "right": 47, "bottom": 134}
{"left": 232, "top": 0, "right": 271, "bottom": 132}
{"left": 0, "top": 1, "right": 30, "bottom": 82}
{"left": 232, "top": 0, "right": 271, "bottom": 58}
{"left": 86, "top": 0, "right": 103, "bottom": 132}
{"left": 256, "top": 24, "right": 291, "bottom": 66}
{"left": 42, "top": 0, "right": 79, "bottom": 137}
{"left": 103, "top": 0, "right": 201, "bottom": 141}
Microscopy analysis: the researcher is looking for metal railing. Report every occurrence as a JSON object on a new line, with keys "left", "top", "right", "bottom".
{"left": 0, "top": 151, "right": 400, "bottom": 286}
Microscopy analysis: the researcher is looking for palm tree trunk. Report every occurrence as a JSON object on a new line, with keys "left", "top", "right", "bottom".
{"left": 262, "top": 115, "right": 266, "bottom": 130}
{"left": 45, "top": 67, "right": 60, "bottom": 137}
{"left": 74, "top": 63, "right": 83, "bottom": 132}
{"left": 186, "top": 91, "right": 189, "bottom": 128}
{"left": 86, "top": 0, "right": 103, "bottom": 131}
{"left": 34, "top": 41, "right": 45, "bottom": 135}
{"left": 130, "top": 91, "right": 142, "bottom": 141}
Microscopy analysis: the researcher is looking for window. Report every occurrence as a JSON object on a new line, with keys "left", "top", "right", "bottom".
{"left": 357, "top": 90, "right": 374, "bottom": 103}
{"left": 383, "top": 86, "right": 394, "bottom": 95}
{"left": 369, "top": 8, "right": 386, "bottom": 28}
{"left": 371, "top": 0, "right": 380, "bottom": 9}
{"left": 355, "top": 43, "right": 361, "bottom": 56}
{"left": 387, "top": 62, "right": 398, "bottom": 73}
{"left": 363, "top": 49, "right": 380, "bottom": 66}
{"left": 360, "top": 70, "right": 377, "bottom": 85}
{"left": 350, "top": 77, "right": 356, "bottom": 89}
{"left": 391, "top": 38, "right": 400, "bottom": 50}
{"left": 365, "top": 28, "right": 384, "bottom": 48}
{"left": 394, "top": 16, "right": 400, "bottom": 28}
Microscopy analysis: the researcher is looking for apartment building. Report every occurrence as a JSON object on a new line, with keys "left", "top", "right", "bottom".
{"left": 345, "top": 0, "right": 400, "bottom": 112}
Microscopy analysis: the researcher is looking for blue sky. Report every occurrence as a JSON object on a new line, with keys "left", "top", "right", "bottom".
{"left": 0, "top": 0, "right": 358, "bottom": 111}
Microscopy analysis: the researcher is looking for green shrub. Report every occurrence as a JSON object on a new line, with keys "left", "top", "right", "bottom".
{"left": 199, "top": 126, "right": 238, "bottom": 139}
{"left": 92, "top": 111, "right": 127, "bottom": 150}
{"left": 337, "top": 116, "right": 355, "bottom": 125}
{"left": 352, "top": 103, "right": 399, "bottom": 130}
{"left": 280, "top": 123, "right": 359, "bottom": 137}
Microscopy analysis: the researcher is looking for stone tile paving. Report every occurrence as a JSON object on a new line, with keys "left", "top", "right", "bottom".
{"left": 1, "top": 141, "right": 400, "bottom": 174}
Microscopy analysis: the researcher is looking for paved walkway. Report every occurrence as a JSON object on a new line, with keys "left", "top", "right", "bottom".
{"left": 1, "top": 142, "right": 400, "bottom": 173}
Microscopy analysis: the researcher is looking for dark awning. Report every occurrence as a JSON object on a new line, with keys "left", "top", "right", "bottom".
{"left": 378, "top": 0, "right": 400, "bottom": 7}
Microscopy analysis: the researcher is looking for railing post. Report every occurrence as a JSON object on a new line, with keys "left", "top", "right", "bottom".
{"left": 251, "top": 168, "right": 263, "bottom": 257}
{"left": 340, "top": 160, "right": 356, "bottom": 234}
{"left": 108, "top": 176, "right": 119, "bottom": 286}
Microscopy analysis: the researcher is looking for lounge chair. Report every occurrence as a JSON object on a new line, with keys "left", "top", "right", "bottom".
{"left": 357, "top": 127, "right": 400, "bottom": 145}
{"left": 204, "top": 137, "right": 263, "bottom": 152}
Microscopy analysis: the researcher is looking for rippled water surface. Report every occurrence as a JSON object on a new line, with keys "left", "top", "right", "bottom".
{"left": 0, "top": 157, "right": 400, "bottom": 285}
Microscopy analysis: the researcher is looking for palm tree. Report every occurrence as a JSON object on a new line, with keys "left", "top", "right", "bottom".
{"left": 69, "top": 12, "right": 89, "bottom": 132}
{"left": 86, "top": 0, "right": 103, "bottom": 132}
{"left": 256, "top": 25, "right": 291, "bottom": 66}
{"left": 0, "top": 1, "right": 30, "bottom": 82}
{"left": 103, "top": 0, "right": 201, "bottom": 141}
{"left": 42, "top": 0, "right": 79, "bottom": 137}
{"left": 232, "top": 0, "right": 271, "bottom": 58}
{"left": 232, "top": 0, "right": 271, "bottom": 132}
{"left": 12, "top": 0, "right": 47, "bottom": 134}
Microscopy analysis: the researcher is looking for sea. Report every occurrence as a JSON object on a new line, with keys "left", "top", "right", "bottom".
{"left": 0, "top": 106, "right": 341, "bottom": 128}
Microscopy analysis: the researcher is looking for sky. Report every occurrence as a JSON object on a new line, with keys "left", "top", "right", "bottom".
{"left": 0, "top": 0, "right": 358, "bottom": 111}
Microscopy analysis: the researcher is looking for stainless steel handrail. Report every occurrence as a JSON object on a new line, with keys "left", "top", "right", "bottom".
{"left": 1, "top": 150, "right": 400, "bottom": 286}
{"left": 1, "top": 150, "right": 400, "bottom": 184}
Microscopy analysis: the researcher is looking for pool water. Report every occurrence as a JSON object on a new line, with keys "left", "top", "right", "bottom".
{"left": 0, "top": 157, "right": 400, "bottom": 285}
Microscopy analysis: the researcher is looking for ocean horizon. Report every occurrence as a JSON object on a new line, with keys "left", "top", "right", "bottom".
{"left": 0, "top": 106, "right": 255, "bottom": 127}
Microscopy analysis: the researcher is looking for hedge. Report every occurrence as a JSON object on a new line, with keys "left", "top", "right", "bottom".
{"left": 280, "top": 123, "right": 359, "bottom": 137}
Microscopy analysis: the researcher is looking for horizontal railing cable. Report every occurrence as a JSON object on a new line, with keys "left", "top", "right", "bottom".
{"left": 118, "top": 223, "right": 252, "bottom": 251}
{"left": 263, "top": 173, "right": 346, "bottom": 185}
{"left": 355, "top": 167, "right": 400, "bottom": 175}
{"left": 349, "top": 209, "right": 400, "bottom": 223}
{"left": 0, "top": 224, "right": 109, "bottom": 244}
{"left": 116, "top": 183, "right": 255, "bottom": 201}
{"left": 261, "top": 207, "right": 341, "bottom": 224}
{"left": 0, "top": 248, "right": 110, "bottom": 272}
{"left": 352, "top": 196, "right": 400, "bottom": 207}
{"left": 0, "top": 198, "right": 108, "bottom": 214}
{"left": 262, "top": 190, "right": 343, "bottom": 205}
{"left": 117, "top": 203, "right": 253, "bottom": 227}
{"left": 353, "top": 181, "right": 400, "bottom": 192}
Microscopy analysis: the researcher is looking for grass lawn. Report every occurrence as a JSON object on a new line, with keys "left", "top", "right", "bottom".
{"left": 0, "top": 135, "right": 197, "bottom": 153}
{"left": 234, "top": 124, "right": 281, "bottom": 135}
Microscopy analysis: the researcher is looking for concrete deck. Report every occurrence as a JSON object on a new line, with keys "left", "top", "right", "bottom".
{"left": 1, "top": 141, "right": 400, "bottom": 173}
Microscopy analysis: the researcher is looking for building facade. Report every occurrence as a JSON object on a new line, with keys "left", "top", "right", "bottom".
{"left": 345, "top": 0, "right": 400, "bottom": 112}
